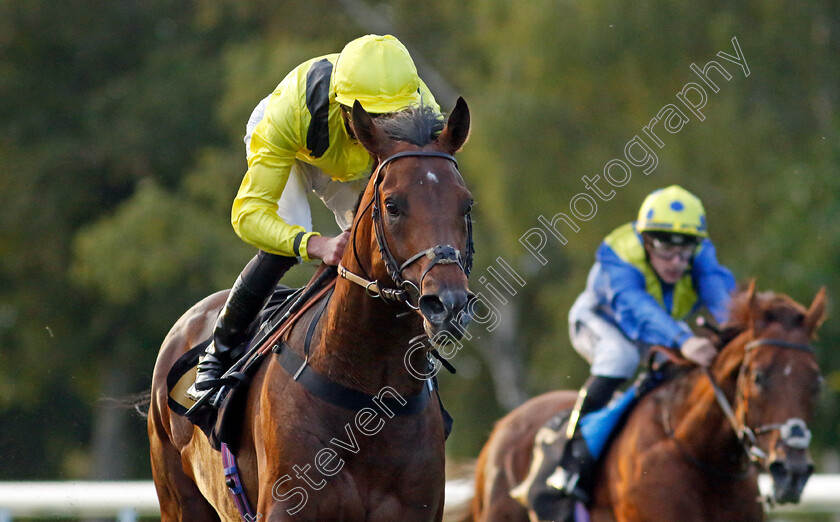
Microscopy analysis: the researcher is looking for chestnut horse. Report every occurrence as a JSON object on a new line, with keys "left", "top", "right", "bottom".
{"left": 470, "top": 283, "right": 826, "bottom": 521}
{"left": 148, "top": 98, "right": 474, "bottom": 521}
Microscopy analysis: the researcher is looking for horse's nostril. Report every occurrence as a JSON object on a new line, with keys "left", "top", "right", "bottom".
{"left": 419, "top": 295, "right": 448, "bottom": 324}
{"left": 420, "top": 290, "right": 471, "bottom": 326}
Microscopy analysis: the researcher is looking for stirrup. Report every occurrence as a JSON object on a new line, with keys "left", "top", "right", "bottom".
{"left": 186, "top": 371, "right": 225, "bottom": 401}
{"left": 186, "top": 362, "right": 248, "bottom": 408}
{"left": 546, "top": 466, "right": 571, "bottom": 491}
{"left": 185, "top": 386, "right": 229, "bottom": 416}
{"left": 185, "top": 368, "right": 236, "bottom": 403}
{"left": 186, "top": 382, "right": 212, "bottom": 402}
{"left": 546, "top": 468, "right": 589, "bottom": 504}
{"left": 186, "top": 349, "right": 228, "bottom": 399}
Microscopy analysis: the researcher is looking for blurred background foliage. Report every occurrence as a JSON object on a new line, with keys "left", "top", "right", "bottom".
{"left": 0, "top": 0, "right": 838, "bottom": 486}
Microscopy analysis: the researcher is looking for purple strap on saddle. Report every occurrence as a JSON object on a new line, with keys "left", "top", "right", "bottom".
{"left": 575, "top": 500, "right": 590, "bottom": 521}
{"left": 221, "top": 442, "right": 256, "bottom": 521}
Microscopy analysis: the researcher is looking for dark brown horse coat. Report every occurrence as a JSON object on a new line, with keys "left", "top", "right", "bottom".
{"left": 470, "top": 283, "right": 826, "bottom": 522}
{"left": 149, "top": 99, "right": 474, "bottom": 521}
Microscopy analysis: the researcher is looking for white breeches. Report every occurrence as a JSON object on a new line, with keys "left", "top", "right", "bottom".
{"left": 244, "top": 95, "right": 365, "bottom": 233}
{"left": 568, "top": 291, "right": 648, "bottom": 379}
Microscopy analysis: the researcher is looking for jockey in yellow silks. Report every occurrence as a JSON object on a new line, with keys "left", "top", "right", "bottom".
{"left": 189, "top": 35, "right": 440, "bottom": 400}
{"left": 523, "top": 186, "right": 736, "bottom": 519}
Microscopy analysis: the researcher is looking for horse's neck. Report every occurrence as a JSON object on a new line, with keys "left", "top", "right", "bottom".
{"left": 310, "top": 277, "right": 427, "bottom": 395}
{"left": 667, "top": 359, "right": 745, "bottom": 463}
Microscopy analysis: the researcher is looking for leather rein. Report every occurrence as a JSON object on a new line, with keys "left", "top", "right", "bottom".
{"left": 338, "top": 150, "right": 474, "bottom": 309}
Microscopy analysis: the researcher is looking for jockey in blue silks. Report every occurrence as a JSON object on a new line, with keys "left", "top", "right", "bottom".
{"left": 521, "top": 185, "right": 736, "bottom": 521}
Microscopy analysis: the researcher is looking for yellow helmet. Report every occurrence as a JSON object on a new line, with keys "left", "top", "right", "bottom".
{"left": 636, "top": 185, "right": 708, "bottom": 238}
{"left": 333, "top": 34, "right": 422, "bottom": 113}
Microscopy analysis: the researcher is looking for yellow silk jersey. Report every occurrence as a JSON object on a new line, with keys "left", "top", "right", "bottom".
{"left": 231, "top": 54, "right": 438, "bottom": 260}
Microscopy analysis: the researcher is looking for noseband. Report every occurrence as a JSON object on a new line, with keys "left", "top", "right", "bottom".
{"left": 339, "top": 150, "right": 474, "bottom": 308}
{"left": 706, "top": 337, "right": 814, "bottom": 466}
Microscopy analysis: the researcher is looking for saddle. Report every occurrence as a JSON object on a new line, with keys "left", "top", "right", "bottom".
{"left": 166, "top": 266, "right": 337, "bottom": 450}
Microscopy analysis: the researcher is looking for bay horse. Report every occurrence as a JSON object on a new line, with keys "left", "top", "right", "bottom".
{"left": 148, "top": 98, "right": 474, "bottom": 521}
{"left": 469, "top": 282, "right": 826, "bottom": 521}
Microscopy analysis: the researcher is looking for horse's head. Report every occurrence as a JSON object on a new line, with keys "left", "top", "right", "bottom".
{"left": 344, "top": 97, "right": 474, "bottom": 341}
{"left": 722, "top": 281, "right": 827, "bottom": 504}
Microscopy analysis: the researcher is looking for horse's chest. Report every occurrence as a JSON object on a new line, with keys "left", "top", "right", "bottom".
{"left": 265, "top": 412, "right": 444, "bottom": 520}
{"left": 269, "top": 466, "right": 444, "bottom": 521}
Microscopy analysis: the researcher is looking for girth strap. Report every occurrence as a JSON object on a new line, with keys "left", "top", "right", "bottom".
{"left": 221, "top": 442, "right": 256, "bottom": 521}
{"left": 273, "top": 341, "right": 432, "bottom": 415}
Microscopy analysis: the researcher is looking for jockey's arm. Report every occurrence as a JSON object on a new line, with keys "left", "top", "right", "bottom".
{"left": 232, "top": 101, "right": 321, "bottom": 261}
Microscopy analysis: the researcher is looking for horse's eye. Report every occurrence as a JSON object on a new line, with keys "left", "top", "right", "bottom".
{"left": 813, "top": 375, "right": 825, "bottom": 395}
{"left": 753, "top": 370, "right": 766, "bottom": 387}
{"left": 463, "top": 200, "right": 474, "bottom": 216}
{"left": 385, "top": 200, "right": 400, "bottom": 217}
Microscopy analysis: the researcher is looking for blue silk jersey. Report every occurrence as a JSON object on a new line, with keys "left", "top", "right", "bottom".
{"left": 584, "top": 222, "right": 736, "bottom": 348}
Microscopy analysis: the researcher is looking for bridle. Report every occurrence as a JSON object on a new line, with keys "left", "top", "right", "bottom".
{"left": 338, "top": 150, "right": 474, "bottom": 309}
{"left": 704, "top": 337, "right": 814, "bottom": 468}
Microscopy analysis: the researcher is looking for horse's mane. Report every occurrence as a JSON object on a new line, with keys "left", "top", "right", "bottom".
{"left": 376, "top": 104, "right": 445, "bottom": 146}
{"left": 657, "top": 288, "right": 797, "bottom": 421}
{"left": 716, "top": 287, "right": 807, "bottom": 347}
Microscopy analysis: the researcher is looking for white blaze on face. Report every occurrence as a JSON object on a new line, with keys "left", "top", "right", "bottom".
{"left": 426, "top": 171, "right": 439, "bottom": 183}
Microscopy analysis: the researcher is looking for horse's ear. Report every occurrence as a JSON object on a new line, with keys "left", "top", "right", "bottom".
{"left": 804, "top": 287, "right": 827, "bottom": 335}
{"left": 351, "top": 100, "right": 389, "bottom": 157}
{"left": 745, "top": 279, "right": 760, "bottom": 331}
{"left": 437, "top": 97, "right": 471, "bottom": 154}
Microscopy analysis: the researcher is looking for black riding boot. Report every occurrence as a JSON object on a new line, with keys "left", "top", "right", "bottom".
{"left": 530, "top": 375, "right": 624, "bottom": 521}
{"left": 191, "top": 252, "right": 297, "bottom": 396}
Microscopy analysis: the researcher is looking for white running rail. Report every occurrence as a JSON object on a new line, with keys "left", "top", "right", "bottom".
{"left": 0, "top": 476, "right": 838, "bottom": 520}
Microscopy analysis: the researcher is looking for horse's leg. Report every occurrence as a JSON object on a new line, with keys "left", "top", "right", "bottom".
{"left": 148, "top": 394, "right": 220, "bottom": 521}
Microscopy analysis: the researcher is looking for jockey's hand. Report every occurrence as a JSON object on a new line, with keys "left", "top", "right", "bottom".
{"left": 680, "top": 336, "right": 717, "bottom": 366}
{"left": 306, "top": 231, "right": 350, "bottom": 266}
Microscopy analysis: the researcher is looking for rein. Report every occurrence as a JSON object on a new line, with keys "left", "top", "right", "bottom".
{"left": 339, "top": 150, "right": 474, "bottom": 308}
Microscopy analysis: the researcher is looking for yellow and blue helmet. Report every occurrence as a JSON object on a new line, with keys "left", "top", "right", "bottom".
{"left": 333, "top": 34, "right": 422, "bottom": 114}
{"left": 636, "top": 185, "right": 708, "bottom": 239}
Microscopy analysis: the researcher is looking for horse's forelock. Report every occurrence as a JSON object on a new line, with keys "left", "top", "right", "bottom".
{"left": 719, "top": 289, "right": 808, "bottom": 348}
{"left": 347, "top": 105, "right": 449, "bottom": 226}
{"left": 375, "top": 104, "right": 445, "bottom": 147}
